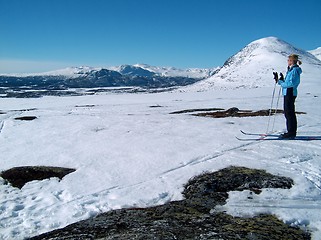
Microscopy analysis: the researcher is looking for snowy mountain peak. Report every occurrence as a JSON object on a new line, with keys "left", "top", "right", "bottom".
{"left": 223, "top": 37, "right": 314, "bottom": 68}
{"left": 182, "top": 36, "right": 321, "bottom": 91}
{"left": 248, "top": 36, "right": 304, "bottom": 51}
{"left": 247, "top": 37, "right": 320, "bottom": 64}
{"left": 251, "top": 36, "right": 287, "bottom": 46}
{"left": 110, "top": 64, "right": 155, "bottom": 77}
{"left": 41, "top": 66, "right": 101, "bottom": 76}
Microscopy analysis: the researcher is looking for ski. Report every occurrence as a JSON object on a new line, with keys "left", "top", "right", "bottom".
{"left": 236, "top": 136, "right": 277, "bottom": 141}
{"left": 240, "top": 130, "right": 280, "bottom": 138}
{"left": 236, "top": 136, "right": 321, "bottom": 141}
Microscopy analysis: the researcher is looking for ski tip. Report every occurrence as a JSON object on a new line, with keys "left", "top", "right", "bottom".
{"left": 235, "top": 136, "right": 253, "bottom": 141}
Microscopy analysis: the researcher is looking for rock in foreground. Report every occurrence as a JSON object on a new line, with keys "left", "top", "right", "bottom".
{"left": 28, "top": 166, "right": 310, "bottom": 240}
{"left": 0, "top": 166, "right": 76, "bottom": 189}
{"left": 170, "top": 107, "right": 306, "bottom": 118}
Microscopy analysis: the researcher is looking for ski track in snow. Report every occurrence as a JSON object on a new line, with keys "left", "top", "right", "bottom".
{"left": 160, "top": 140, "right": 262, "bottom": 175}
{"left": 0, "top": 121, "right": 4, "bottom": 134}
{"left": 0, "top": 88, "right": 321, "bottom": 239}
{"left": 241, "top": 139, "right": 321, "bottom": 189}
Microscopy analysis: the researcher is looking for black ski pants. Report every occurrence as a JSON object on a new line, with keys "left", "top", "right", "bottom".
{"left": 284, "top": 87, "right": 297, "bottom": 135}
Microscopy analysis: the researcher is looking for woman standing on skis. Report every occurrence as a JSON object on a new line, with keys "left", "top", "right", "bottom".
{"left": 274, "top": 54, "right": 302, "bottom": 139}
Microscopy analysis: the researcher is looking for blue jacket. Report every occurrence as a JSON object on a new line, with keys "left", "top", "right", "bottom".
{"left": 278, "top": 65, "right": 302, "bottom": 96}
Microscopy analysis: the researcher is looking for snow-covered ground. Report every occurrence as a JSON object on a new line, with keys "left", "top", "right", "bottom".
{"left": 1, "top": 82, "right": 321, "bottom": 239}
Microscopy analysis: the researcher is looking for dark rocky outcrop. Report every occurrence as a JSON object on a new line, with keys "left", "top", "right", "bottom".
{"left": 75, "top": 105, "right": 96, "bottom": 108}
{"left": 170, "top": 108, "right": 224, "bottom": 114}
{"left": 193, "top": 108, "right": 280, "bottom": 118}
{"left": 149, "top": 105, "right": 164, "bottom": 108}
{"left": 28, "top": 166, "right": 310, "bottom": 240}
{"left": 11, "top": 108, "right": 38, "bottom": 112}
{"left": 171, "top": 107, "right": 306, "bottom": 118}
{"left": 14, "top": 116, "right": 37, "bottom": 121}
{"left": 0, "top": 166, "right": 76, "bottom": 189}
{"left": 182, "top": 166, "right": 293, "bottom": 212}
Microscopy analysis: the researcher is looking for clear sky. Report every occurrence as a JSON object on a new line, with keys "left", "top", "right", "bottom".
{"left": 0, "top": 0, "right": 320, "bottom": 73}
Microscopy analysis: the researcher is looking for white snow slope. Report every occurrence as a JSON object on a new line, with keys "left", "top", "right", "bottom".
{"left": 309, "top": 47, "right": 321, "bottom": 61}
{"left": 1, "top": 37, "right": 321, "bottom": 240}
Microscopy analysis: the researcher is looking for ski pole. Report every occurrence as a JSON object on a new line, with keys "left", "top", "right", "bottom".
{"left": 271, "top": 86, "right": 282, "bottom": 132}
{"left": 266, "top": 82, "right": 277, "bottom": 134}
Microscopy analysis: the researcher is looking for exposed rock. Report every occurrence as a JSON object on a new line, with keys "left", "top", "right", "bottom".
{"left": 170, "top": 107, "right": 224, "bottom": 114}
{"left": 29, "top": 208, "right": 309, "bottom": 240}
{"left": 184, "top": 166, "right": 293, "bottom": 195}
{"left": 28, "top": 167, "right": 310, "bottom": 240}
{"left": 0, "top": 166, "right": 76, "bottom": 189}
{"left": 11, "top": 108, "right": 38, "bottom": 112}
{"left": 193, "top": 108, "right": 279, "bottom": 118}
{"left": 75, "top": 105, "right": 96, "bottom": 108}
{"left": 14, "top": 116, "right": 37, "bottom": 121}
{"left": 0, "top": 111, "right": 6, "bottom": 114}
{"left": 182, "top": 166, "right": 293, "bottom": 212}
{"left": 170, "top": 107, "right": 306, "bottom": 118}
{"left": 149, "top": 105, "right": 164, "bottom": 108}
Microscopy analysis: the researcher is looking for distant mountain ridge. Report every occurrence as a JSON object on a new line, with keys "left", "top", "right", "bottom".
{"left": 1, "top": 64, "right": 217, "bottom": 79}
{"left": 1, "top": 37, "right": 320, "bottom": 97}
{"left": 0, "top": 63, "right": 219, "bottom": 97}
{"left": 0, "top": 64, "right": 213, "bottom": 97}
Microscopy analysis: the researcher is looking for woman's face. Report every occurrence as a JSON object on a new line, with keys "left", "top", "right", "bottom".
{"left": 288, "top": 58, "right": 295, "bottom": 66}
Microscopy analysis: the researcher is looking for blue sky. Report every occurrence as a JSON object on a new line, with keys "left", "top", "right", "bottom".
{"left": 0, "top": 0, "right": 320, "bottom": 73}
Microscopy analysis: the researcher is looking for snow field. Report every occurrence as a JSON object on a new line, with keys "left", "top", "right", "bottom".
{"left": 0, "top": 87, "right": 321, "bottom": 239}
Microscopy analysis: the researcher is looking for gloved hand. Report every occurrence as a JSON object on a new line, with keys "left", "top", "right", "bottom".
{"left": 279, "top": 72, "right": 284, "bottom": 80}
{"left": 273, "top": 72, "right": 278, "bottom": 83}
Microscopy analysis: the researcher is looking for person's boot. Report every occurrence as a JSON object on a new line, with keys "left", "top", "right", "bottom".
{"left": 280, "top": 132, "right": 296, "bottom": 139}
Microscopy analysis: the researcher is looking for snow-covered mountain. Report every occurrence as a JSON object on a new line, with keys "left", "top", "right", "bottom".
{"left": 109, "top": 65, "right": 156, "bottom": 77}
{"left": 1, "top": 66, "right": 102, "bottom": 78}
{"left": 182, "top": 37, "right": 321, "bottom": 91}
{"left": 0, "top": 64, "right": 217, "bottom": 97}
{"left": 132, "top": 64, "right": 219, "bottom": 78}
{"left": 0, "top": 66, "right": 205, "bottom": 97}
{"left": 2, "top": 64, "right": 216, "bottom": 79}
{"left": 41, "top": 66, "right": 102, "bottom": 77}
{"left": 309, "top": 47, "right": 321, "bottom": 61}
{"left": 108, "top": 63, "right": 218, "bottom": 78}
